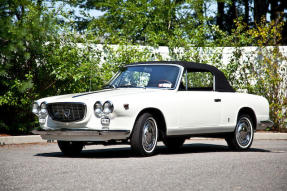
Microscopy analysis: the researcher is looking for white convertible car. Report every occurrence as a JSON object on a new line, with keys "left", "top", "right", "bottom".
{"left": 32, "top": 61, "right": 273, "bottom": 156}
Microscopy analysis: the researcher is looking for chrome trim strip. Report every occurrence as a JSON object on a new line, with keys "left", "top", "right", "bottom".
{"left": 112, "top": 64, "right": 183, "bottom": 90}
{"left": 185, "top": 69, "right": 188, "bottom": 90}
{"left": 167, "top": 126, "right": 235, "bottom": 135}
{"left": 213, "top": 75, "right": 216, "bottom": 91}
{"left": 72, "top": 89, "right": 114, "bottom": 98}
{"left": 32, "top": 129, "right": 130, "bottom": 141}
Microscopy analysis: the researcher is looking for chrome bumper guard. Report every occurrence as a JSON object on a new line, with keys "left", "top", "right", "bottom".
{"left": 32, "top": 129, "right": 130, "bottom": 141}
{"left": 257, "top": 120, "right": 274, "bottom": 130}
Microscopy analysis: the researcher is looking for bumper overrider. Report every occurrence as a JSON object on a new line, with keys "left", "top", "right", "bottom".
{"left": 32, "top": 129, "right": 130, "bottom": 142}
{"left": 257, "top": 120, "right": 274, "bottom": 130}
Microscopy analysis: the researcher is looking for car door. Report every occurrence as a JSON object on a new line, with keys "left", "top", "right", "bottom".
{"left": 175, "top": 70, "right": 222, "bottom": 134}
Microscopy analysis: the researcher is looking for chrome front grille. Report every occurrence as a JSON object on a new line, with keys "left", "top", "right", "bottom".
{"left": 47, "top": 103, "right": 86, "bottom": 122}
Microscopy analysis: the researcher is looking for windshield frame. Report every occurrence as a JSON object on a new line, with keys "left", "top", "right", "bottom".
{"left": 108, "top": 64, "right": 184, "bottom": 90}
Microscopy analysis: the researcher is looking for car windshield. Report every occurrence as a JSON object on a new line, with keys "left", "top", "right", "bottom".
{"left": 108, "top": 65, "right": 180, "bottom": 89}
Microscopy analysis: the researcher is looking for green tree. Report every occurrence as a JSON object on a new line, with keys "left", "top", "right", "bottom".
{"left": 0, "top": 1, "right": 103, "bottom": 134}
{"left": 0, "top": 1, "right": 58, "bottom": 134}
{"left": 75, "top": 0, "right": 221, "bottom": 46}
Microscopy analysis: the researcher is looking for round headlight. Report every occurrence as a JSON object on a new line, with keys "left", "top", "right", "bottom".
{"left": 103, "top": 101, "right": 114, "bottom": 114}
{"left": 94, "top": 101, "right": 102, "bottom": 117}
{"left": 40, "top": 102, "right": 48, "bottom": 115}
{"left": 32, "top": 102, "right": 40, "bottom": 115}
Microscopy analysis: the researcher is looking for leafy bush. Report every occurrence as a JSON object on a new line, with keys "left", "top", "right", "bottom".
{"left": 219, "top": 18, "right": 287, "bottom": 131}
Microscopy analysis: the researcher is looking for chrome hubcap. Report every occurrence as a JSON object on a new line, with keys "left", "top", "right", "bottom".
{"left": 142, "top": 117, "right": 158, "bottom": 153}
{"left": 236, "top": 117, "right": 253, "bottom": 147}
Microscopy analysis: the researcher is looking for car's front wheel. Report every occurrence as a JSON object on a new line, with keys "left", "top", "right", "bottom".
{"left": 226, "top": 114, "right": 254, "bottom": 150}
{"left": 131, "top": 113, "right": 158, "bottom": 156}
{"left": 57, "top": 141, "right": 84, "bottom": 156}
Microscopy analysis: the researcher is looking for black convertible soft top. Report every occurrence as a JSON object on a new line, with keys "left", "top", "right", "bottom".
{"left": 130, "top": 61, "right": 235, "bottom": 92}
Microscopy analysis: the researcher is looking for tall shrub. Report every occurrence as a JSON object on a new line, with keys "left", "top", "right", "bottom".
{"left": 222, "top": 18, "right": 287, "bottom": 131}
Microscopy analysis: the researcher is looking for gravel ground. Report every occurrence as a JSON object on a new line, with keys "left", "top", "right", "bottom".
{"left": 0, "top": 139, "right": 286, "bottom": 191}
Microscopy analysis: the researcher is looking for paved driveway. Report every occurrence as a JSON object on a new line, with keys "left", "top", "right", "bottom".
{"left": 1, "top": 140, "right": 286, "bottom": 191}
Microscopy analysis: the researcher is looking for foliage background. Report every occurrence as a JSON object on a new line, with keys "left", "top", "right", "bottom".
{"left": 0, "top": 0, "right": 286, "bottom": 134}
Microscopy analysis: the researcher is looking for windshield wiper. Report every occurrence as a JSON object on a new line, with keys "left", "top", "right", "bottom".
{"left": 117, "top": 85, "right": 137, "bottom": 88}
{"left": 117, "top": 85, "right": 146, "bottom": 89}
{"left": 103, "top": 84, "right": 116, "bottom": 89}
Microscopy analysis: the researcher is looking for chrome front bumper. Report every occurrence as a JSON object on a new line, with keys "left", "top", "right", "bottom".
{"left": 32, "top": 129, "right": 130, "bottom": 141}
{"left": 257, "top": 120, "right": 274, "bottom": 130}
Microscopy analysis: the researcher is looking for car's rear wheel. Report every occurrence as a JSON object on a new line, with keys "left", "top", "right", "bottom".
{"left": 57, "top": 141, "right": 84, "bottom": 156}
{"left": 163, "top": 137, "right": 185, "bottom": 151}
{"left": 226, "top": 114, "right": 254, "bottom": 150}
{"left": 131, "top": 113, "right": 158, "bottom": 156}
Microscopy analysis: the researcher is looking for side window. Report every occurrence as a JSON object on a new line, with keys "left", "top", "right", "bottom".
{"left": 180, "top": 70, "right": 214, "bottom": 91}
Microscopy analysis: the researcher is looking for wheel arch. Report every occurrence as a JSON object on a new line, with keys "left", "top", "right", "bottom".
{"left": 237, "top": 107, "right": 257, "bottom": 130}
{"left": 132, "top": 107, "right": 167, "bottom": 141}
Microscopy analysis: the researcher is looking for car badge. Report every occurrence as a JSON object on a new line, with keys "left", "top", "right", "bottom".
{"left": 63, "top": 109, "right": 71, "bottom": 118}
{"left": 123, "top": 104, "right": 129, "bottom": 110}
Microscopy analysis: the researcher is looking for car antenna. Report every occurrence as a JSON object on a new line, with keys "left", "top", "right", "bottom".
{"left": 89, "top": 66, "right": 92, "bottom": 92}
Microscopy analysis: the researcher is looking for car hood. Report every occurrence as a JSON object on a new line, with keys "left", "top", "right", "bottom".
{"left": 37, "top": 88, "right": 166, "bottom": 104}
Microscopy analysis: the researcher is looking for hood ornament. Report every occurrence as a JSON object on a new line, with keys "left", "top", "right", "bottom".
{"left": 63, "top": 109, "right": 71, "bottom": 118}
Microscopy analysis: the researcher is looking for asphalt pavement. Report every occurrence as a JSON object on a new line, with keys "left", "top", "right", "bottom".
{"left": 0, "top": 139, "right": 286, "bottom": 191}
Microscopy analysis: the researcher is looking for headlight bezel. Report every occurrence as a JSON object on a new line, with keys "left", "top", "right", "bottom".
{"left": 40, "top": 102, "right": 47, "bottom": 112}
{"left": 103, "top": 101, "right": 114, "bottom": 114}
{"left": 32, "top": 102, "right": 40, "bottom": 115}
{"left": 94, "top": 100, "right": 114, "bottom": 117}
{"left": 39, "top": 102, "right": 48, "bottom": 117}
{"left": 94, "top": 101, "right": 103, "bottom": 117}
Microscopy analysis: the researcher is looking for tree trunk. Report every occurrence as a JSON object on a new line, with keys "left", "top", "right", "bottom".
{"left": 270, "top": 0, "right": 279, "bottom": 21}
{"left": 243, "top": 0, "right": 249, "bottom": 25}
{"left": 216, "top": 0, "right": 224, "bottom": 30}
{"left": 226, "top": 0, "right": 237, "bottom": 33}
{"left": 280, "top": 0, "right": 287, "bottom": 44}
{"left": 254, "top": 0, "right": 268, "bottom": 24}
{"left": 231, "top": 0, "right": 238, "bottom": 19}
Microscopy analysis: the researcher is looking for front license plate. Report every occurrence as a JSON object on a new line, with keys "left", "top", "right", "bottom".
{"left": 101, "top": 117, "right": 110, "bottom": 125}
{"left": 39, "top": 118, "right": 46, "bottom": 124}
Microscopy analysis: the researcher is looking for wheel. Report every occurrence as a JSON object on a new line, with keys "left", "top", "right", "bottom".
{"left": 130, "top": 113, "right": 158, "bottom": 156}
{"left": 163, "top": 137, "right": 185, "bottom": 151}
{"left": 57, "top": 141, "right": 84, "bottom": 156}
{"left": 225, "top": 114, "right": 254, "bottom": 150}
